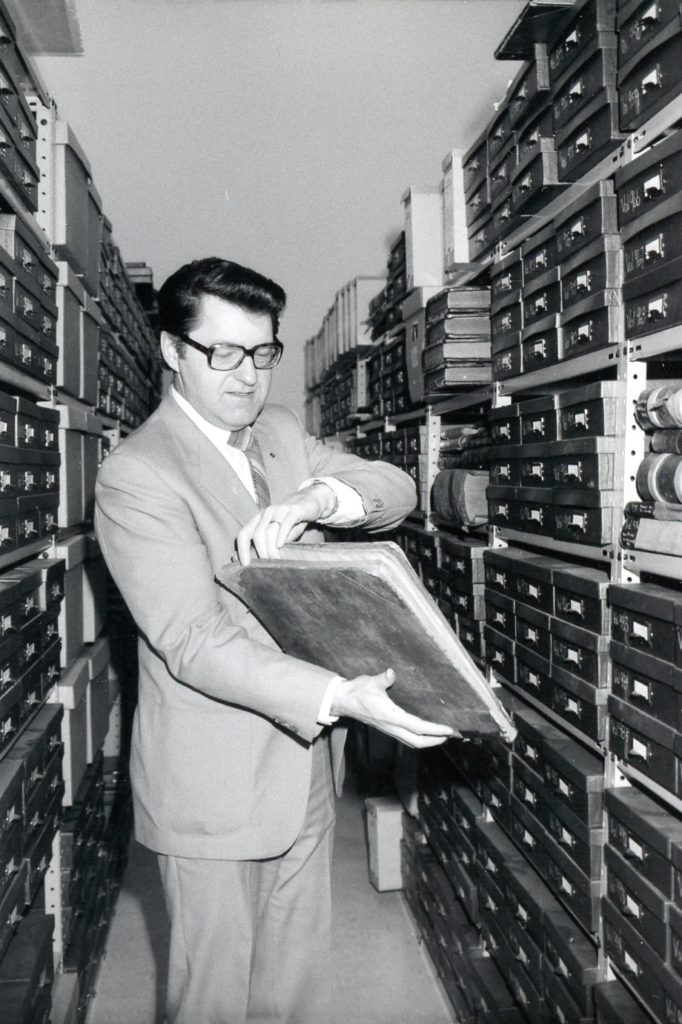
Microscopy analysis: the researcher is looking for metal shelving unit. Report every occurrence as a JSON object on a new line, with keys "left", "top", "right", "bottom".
{"left": 627, "top": 325, "right": 682, "bottom": 362}
{"left": 431, "top": 386, "right": 492, "bottom": 417}
{"left": 619, "top": 548, "right": 682, "bottom": 581}
{"left": 0, "top": 537, "right": 52, "bottom": 572}
{"left": 327, "top": 407, "right": 428, "bottom": 445}
{"left": 497, "top": 149, "right": 631, "bottom": 257}
{"left": 495, "top": 527, "right": 616, "bottom": 564}
{"left": 0, "top": 364, "right": 53, "bottom": 401}
{"left": 631, "top": 91, "right": 682, "bottom": 155}
{"left": 617, "top": 761, "right": 682, "bottom": 819}
{"left": 0, "top": 174, "right": 51, "bottom": 253}
{"left": 498, "top": 346, "right": 621, "bottom": 397}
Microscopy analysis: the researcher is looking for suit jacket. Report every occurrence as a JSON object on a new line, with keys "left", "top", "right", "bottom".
{"left": 94, "top": 392, "right": 417, "bottom": 860}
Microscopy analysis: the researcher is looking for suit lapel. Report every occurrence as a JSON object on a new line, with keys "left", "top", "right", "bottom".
{"left": 198, "top": 440, "right": 259, "bottom": 527}
{"left": 159, "top": 393, "right": 259, "bottom": 527}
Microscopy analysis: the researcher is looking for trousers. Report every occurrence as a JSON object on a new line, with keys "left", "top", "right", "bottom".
{"left": 157, "top": 732, "right": 336, "bottom": 1024}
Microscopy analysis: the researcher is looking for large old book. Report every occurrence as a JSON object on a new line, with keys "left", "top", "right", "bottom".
{"left": 218, "top": 541, "right": 515, "bottom": 740}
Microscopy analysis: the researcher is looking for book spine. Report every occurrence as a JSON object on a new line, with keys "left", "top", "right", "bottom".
{"left": 624, "top": 500, "right": 682, "bottom": 522}
{"left": 621, "top": 516, "right": 682, "bottom": 554}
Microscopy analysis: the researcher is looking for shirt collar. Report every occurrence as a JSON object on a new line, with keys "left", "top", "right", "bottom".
{"left": 171, "top": 385, "right": 235, "bottom": 448}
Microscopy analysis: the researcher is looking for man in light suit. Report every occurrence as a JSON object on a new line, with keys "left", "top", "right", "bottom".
{"left": 94, "top": 257, "right": 453, "bottom": 1024}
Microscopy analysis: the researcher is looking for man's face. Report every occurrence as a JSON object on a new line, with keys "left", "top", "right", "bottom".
{"left": 162, "top": 294, "right": 275, "bottom": 431}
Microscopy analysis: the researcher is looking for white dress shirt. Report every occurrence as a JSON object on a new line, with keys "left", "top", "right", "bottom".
{"left": 171, "top": 386, "right": 353, "bottom": 725}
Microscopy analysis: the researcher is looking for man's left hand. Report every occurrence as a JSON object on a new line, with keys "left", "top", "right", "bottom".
{"left": 236, "top": 482, "right": 336, "bottom": 565}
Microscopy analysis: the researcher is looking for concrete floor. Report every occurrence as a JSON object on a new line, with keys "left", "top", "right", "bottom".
{"left": 87, "top": 789, "right": 456, "bottom": 1024}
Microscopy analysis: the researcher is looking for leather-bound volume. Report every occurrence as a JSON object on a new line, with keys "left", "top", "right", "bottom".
{"left": 219, "top": 542, "right": 515, "bottom": 740}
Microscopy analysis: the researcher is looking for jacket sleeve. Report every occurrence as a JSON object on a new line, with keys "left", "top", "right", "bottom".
{"left": 295, "top": 413, "right": 418, "bottom": 531}
{"left": 94, "top": 448, "right": 336, "bottom": 742}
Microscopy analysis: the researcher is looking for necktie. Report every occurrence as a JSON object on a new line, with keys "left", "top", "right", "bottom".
{"left": 230, "top": 427, "right": 271, "bottom": 508}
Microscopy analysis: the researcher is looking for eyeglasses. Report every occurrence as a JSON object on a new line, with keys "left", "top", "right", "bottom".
{"left": 176, "top": 333, "right": 284, "bottom": 371}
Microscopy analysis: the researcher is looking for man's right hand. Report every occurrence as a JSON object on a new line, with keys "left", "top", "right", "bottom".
{"left": 330, "top": 668, "right": 457, "bottom": 749}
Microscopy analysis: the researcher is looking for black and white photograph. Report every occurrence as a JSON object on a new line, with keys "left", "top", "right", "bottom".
{"left": 0, "top": 1, "right": 679, "bottom": 1022}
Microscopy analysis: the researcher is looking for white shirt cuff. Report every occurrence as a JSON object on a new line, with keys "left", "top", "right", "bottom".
{"left": 318, "top": 676, "right": 342, "bottom": 726}
{"left": 300, "top": 477, "right": 366, "bottom": 527}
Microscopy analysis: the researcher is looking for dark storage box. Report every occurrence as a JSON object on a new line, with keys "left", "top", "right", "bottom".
{"left": 510, "top": 795, "right": 547, "bottom": 876}
{"left": 542, "top": 729, "right": 605, "bottom": 827}
{"left": 556, "top": 91, "right": 625, "bottom": 182}
{"left": 516, "top": 646, "right": 553, "bottom": 704}
{"left": 624, "top": 256, "right": 682, "bottom": 338}
{"left": 522, "top": 268, "right": 562, "bottom": 327}
{"left": 551, "top": 614, "right": 611, "bottom": 685}
{"left": 615, "top": 129, "right": 682, "bottom": 229}
{"left": 516, "top": 486, "right": 554, "bottom": 536}
{"left": 511, "top": 143, "right": 564, "bottom": 215}
{"left": 519, "top": 393, "right": 559, "bottom": 444}
{"left": 516, "top": 602, "right": 552, "bottom": 660}
{"left": 622, "top": 193, "right": 682, "bottom": 290}
{"left": 606, "top": 843, "right": 671, "bottom": 960}
{"left": 523, "top": 222, "right": 558, "bottom": 281}
{"left": 551, "top": 435, "right": 622, "bottom": 492}
{"left": 552, "top": 34, "right": 618, "bottom": 132}
{"left": 542, "top": 903, "right": 600, "bottom": 1011}
{"left": 560, "top": 292, "right": 623, "bottom": 360}
{"left": 619, "top": 21, "right": 682, "bottom": 132}
{"left": 554, "top": 180, "right": 618, "bottom": 262}
{"left": 553, "top": 563, "right": 610, "bottom": 633}
{"left": 521, "top": 314, "right": 562, "bottom": 371}
{"left": 549, "top": 663, "right": 609, "bottom": 742}
{"left": 606, "top": 781, "right": 682, "bottom": 896}
{"left": 544, "top": 829, "right": 602, "bottom": 932}
{"left": 609, "top": 581, "right": 682, "bottom": 665}
{"left": 520, "top": 443, "right": 552, "bottom": 488}
{"left": 608, "top": 694, "right": 678, "bottom": 794}
{"left": 490, "top": 248, "right": 523, "bottom": 311}
{"left": 560, "top": 234, "right": 623, "bottom": 310}
{"left": 485, "top": 588, "right": 515, "bottom": 635}
{"left": 544, "top": 785, "right": 605, "bottom": 880}
{"left": 557, "top": 380, "right": 626, "bottom": 438}
{"left": 490, "top": 448, "right": 522, "bottom": 488}
{"left": 611, "top": 640, "right": 682, "bottom": 732}
{"left": 484, "top": 624, "right": 516, "bottom": 682}
{"left": 603, "top": 897, "right": 666, "bottom": 1019}
{"left": 489, "top": 403, "right": 521, "bottom": 446}
{"left": 548, "top": 0, "right": 617, "bottom": 88}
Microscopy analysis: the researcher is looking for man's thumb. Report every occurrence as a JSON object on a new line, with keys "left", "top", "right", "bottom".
{"left": 382, "top": 668, "right": 396, "bottom": 688}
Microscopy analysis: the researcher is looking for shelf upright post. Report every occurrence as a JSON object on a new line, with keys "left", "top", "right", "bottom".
{"left": 43, "top": 830, "right": 65, "bottom": 971}
{"left": 27, "top": 95, "right": 57, "bottom": 246}
{"left": 614, "top": 343, "right": 646, "bottom": 585}
{"left": 490, "top": 379, "right": 510, "bottom": 410}
{"left": 424, "top": 404, "right": 441, "bottom": 531}
{"left": 103, "top": 424, "right": 122, "bottom": 453}
{"left": 489, "top": 382, "right": 510, "bottom": 551}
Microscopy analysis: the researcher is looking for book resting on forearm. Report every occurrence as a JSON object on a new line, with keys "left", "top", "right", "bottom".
{"left": 218, "top": 542, "right": 515, "bottom": 741}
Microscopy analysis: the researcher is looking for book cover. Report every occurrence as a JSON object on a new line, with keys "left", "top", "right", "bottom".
{"left": 218, "top": 541, "right": 515, "bottom": 741}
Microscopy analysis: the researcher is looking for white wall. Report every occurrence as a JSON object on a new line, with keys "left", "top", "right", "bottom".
{"left": 36, "top": 0, "right": 523, "bottom": 416}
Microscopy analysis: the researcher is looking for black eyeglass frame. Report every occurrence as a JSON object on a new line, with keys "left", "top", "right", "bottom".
{"left": 175, "top": 332, "right": 284, "bottom": 371}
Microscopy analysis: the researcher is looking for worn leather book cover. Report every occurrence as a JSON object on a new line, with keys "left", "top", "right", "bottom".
{"left": 219, "top": 542, "right": 515, "bottom": 740}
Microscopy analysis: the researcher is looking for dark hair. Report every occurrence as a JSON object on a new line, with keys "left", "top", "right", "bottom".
{"left": 157, "top": 257, "right": 287, "bottom": 338}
